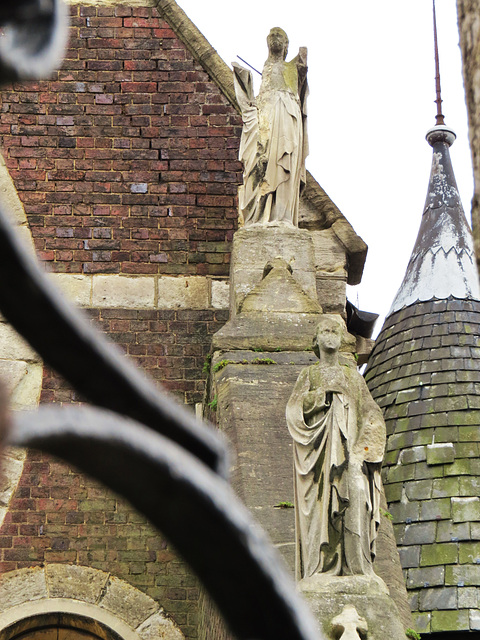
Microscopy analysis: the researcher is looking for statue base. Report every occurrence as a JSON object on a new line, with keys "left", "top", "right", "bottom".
{"left": 298, "top": 574, "right": 407, "bottom": 640}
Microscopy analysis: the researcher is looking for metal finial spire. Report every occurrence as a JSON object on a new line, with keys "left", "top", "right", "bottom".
{"left": 433, "top": 0, "right": 445, "bottom": 126}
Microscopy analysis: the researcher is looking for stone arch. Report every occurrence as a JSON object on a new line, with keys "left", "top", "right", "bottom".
{"left": 0, "top": 566, "right": 184, "bottom": 640}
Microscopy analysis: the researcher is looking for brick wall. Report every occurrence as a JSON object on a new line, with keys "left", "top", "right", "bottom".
{"left": 0, "top": 3, "right": 242, "bottom": 276}
{"left": 0, "top": 448, "right": 199, "bottom": 638}
{"left": 41, "top": 307, "right": 228, "bottom": 406}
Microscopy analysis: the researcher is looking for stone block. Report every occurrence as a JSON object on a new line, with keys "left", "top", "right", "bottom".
{"left": 458, "top": 587, "right": 478, "bottom": 608}
{"left": 454, "top": 441, "right": 479, "bottom": 458}
{"left": 431, "top": 609, "right": 469, "bottom": 631}
{"left": 157, "top": 276, "right": 208, "bottom": 309}
{"left": 437, "top": 520, "right": 470, "bottom": 542}
{"left": 446, "top": 565, "right": 480, "bottom": 586}
{"left": 100, "top": 575, "right": 158, "bottom": 628}
{"left": 48, "top": 273, "right": 92, "bottom": 306}
{"left": 93, "top": 275, "right": 155, "bottom": 309}
{"left": 399, "top": 521, "right": 436, "bottom": 546}
{"left": 420, "top": 498, "right": 451, "bottom": 522}
{"left": 310, "top": 228, "right": 347, "bottom": 274}
{"left": 210, "top": 279, "right": 229, "bottom": 309}
{"left": 426, "top": 442, "right": 455, "bottom": 465}
{"left": 0, "top": 567, "right": 46, "bottom": 613}
{"left": 407, "top": 566, "right": 445, "bottom": 588}
{"left": 398, "top": 545, "right": 420, "bottom": 568}
{"left": 9, "top": 362, "right": 43, "bottom": 411}
{"left": 405, "top": 479, "right": 433, "bottom": 500}
{"left": 230, "top": 226, "right": 318, "bottom": 316}
{"left": 471, "top": 523, "right": 480, "bottom": 540}
{"left": 432, "top": 477, "right": 460, "bottom": 498}
{"left": 46, "top": 564, "right": 109, "bottom": 603}
{"left": 0, "top": 323, "right": 39, "bottom": 362}
{"left": 0, "top": 454, "right": 25, "bottom": 507}
{"left": 136, "top": 612, "right": 184, "bottom": 639}
{"left": 419, "top": 586, "right": 457, "bottom": 610}
{"left": 315, "top": 275, "right": 346, "bottom": 314}
{"left": 420, "top": 543, "right": 458, "bottom": 566}
{"left": 459, "top": 426, "right": 480, "bottom": 441}
{"left": 298, "top": 574, "right": 406, "bottom": 640}
{"left": 452, "top": 497, "right": 480, "bottom": 522}
{"left": 459, "top": 542, "right": 480, "bottom": 564}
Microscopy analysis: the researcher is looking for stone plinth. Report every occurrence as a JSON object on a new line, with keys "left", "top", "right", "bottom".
{"left": 298, "top": 574, "right": 406, "bottom": 640}
{"left": 230, "top": 223, "right": 317, "bottom": 317}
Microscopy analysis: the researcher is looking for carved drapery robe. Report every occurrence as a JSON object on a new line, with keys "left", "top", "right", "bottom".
{"left": 233, "top": 51, "right": 308, "bottom": 226}
{"left": 286, "top": 362, "right": 385, "bottom": 580}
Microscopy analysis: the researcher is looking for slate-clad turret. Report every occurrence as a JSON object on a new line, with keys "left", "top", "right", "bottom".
{"left": 365, "top": 123, "right": 480, "bottom": 635}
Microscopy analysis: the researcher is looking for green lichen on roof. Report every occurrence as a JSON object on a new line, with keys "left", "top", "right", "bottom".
{"left": 366, "top": 297, "right": 480, "bottom": 633}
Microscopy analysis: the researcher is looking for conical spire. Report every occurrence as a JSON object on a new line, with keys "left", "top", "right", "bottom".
{"left": 388, "top": 125, "right": 480, "bottom": 315}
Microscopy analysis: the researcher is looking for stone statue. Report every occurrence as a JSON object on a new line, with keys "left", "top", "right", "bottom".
{"left": 232, "top": 27, "right": 308, "bottom": 227}
{"left": 286, "top": 315, "right": 386, "bottom": 580}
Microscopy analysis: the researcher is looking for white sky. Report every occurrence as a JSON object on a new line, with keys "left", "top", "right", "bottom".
{"left": 178, "top": 0, "right": 473, "bottom": 334}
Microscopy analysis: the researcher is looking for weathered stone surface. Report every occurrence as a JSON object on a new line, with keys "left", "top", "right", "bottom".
{"left": 419, "top": 498, "right": 451, "bottom": 522}
{"left": 0, "top": 322, "right": 39, "bottom": 362}
{"left": 420, "top": 543, "right": 458, "bottom": 566}
{"left": 452, "top": 496, "right": 480, "bottom": 522}
{"left": 458, "top": 586, "right": 478, "bottom": 608}
{"left": 419, "top": 586, "right": 457, "bottom": 611}
{"left": 432, "top": 476, "right": 460, "bottom": 498}
{"left": 426, "top": 442, "right": 455, "bottom": 465}
{"left": 49, "top": 273, "right": 92, "bottom": 307}
{"left": 470, "top": 608, "right": 480, "bottom": 630}
{"left": 314, "top": 275, "right": 346, "bottom": 315}
{"left": 436, "top": 520, "right": 470, "bottom": 542}
{"left": 431, "top": 609, "right": 469, "bottom": 632}
{"left": 157, "top": 276, "right": 208, "bottom": 309}
{"left": 212, "top": 311, "right": 324, "bottom": 352}
{"left": 137, "top": 612, "right": 185, "bottom": 639}
{"left": 46, "top": 564, "right": 109, "bottom": 603}
{"left": 459, "top": 476, "right": 480, "bottom": 496}
{"left": 446, "top": 564, "right": 480, "bottom": 586}
{"left": 400, "top": 446, "right": 426, "bottom": 465}
{"left": 459, "top": 542, "right": 480, "bottom": 564}
{"left": 298, "top": 574, "right": 406, "bottom": 640}
{"left": 229, "top": 225, "right": 318, "bottom": 316}
{"left": 398, "top": 522, "right": 436, "bottom": 546}
{"left": 0, "top": 455, "right": 25, "bottom": 507}
{"left": 0, "top": 567, "right": 46, "bottom": 613}
{"left": 100, "top": 575, "right": 158, "bottom": 627}
{"left": 93, "top": 275, "right": 155, "bottom": 309}
{"left": 411, "top": 611, "right": 431, "bottom": 633}
{"left": 407, "top": 566, "right": 445, "bottom": 589}
{"left": 210, "top": 279, "right": 229, "bottom": 309}
{"left": 405, "top": 479, "right": 433, "bottom": 500}
{"left": 398, "top": 545, "right": 420, "bottom": 568}
{"left": 389, "top": 500, "right": 420, "bottom": 524}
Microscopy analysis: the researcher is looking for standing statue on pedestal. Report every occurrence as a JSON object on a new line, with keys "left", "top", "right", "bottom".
{"left": 286, "top": 316, "right": 386, "bottom": 580}
{"left": 233, "top": 28, "right": 308, "bottom": 227}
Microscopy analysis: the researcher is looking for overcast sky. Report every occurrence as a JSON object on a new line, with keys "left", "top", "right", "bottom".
{"left": 178, "top": 0, "right": 473, "bottom": 334}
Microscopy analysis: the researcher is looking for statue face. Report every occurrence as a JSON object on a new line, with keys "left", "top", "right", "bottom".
{"left": 267, "top": 28, "right": 288, "bottom": 59}
{"left": 316, "top": 320, "right": 342, "bottom": 353}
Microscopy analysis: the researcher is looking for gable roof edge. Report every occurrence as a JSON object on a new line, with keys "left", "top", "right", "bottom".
{"left": 154, "top": 0, "right": 238, "bottom": 109}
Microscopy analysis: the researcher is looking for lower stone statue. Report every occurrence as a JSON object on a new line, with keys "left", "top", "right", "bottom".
{"left": 286, "top": 315, "right": 386, "bottom": 580}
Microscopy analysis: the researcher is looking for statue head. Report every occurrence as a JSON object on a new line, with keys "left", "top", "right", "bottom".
{"left": 267, "top": 27, "right": 289, "bottom": 60}
{"left": 313, "top": 316, "right": 346, "bottom": 358}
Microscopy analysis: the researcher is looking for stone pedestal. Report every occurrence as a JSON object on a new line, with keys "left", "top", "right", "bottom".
{"left": 207, "top": 223, "right": 412, "bottom": 634}
{"left": 298, "top": 575, "right": 406, "bottom": 640}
